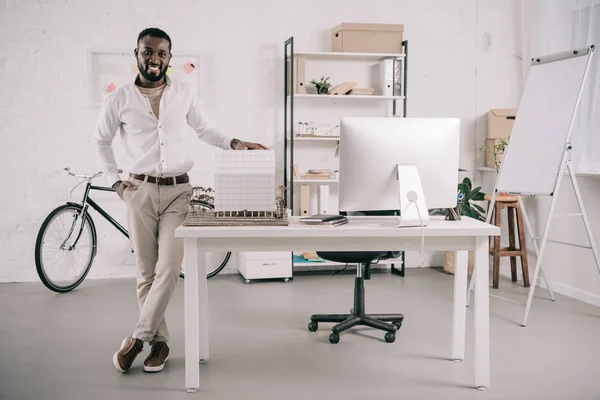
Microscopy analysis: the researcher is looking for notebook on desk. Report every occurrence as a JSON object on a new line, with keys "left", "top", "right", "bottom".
{"left": 299, "top": 214, "right": 348, "bottom": 227}
{"left": 299, "top": 214, "right": 346, "bottom": 223}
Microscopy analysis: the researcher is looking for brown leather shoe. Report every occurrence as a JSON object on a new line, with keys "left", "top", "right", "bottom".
{"left": 113, "top": 337, "right": 143, "bottom": 373}
{"left": 143, "top": 342, "right": 170, "bottom": 372}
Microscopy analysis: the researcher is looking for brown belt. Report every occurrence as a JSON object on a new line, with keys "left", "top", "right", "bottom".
{"left": 129, "top": 173, "right": 189, "bottom": 185}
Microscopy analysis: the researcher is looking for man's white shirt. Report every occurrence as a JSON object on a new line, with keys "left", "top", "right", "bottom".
{"left": 94, "top": 75, "right": 233, "bottom": 187}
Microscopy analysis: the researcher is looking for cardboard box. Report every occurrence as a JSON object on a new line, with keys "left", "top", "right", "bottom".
{"left": 444, "top": 251, "right": 474, "bottom": 277}
{"left": 484, "top": 138, "right": 507, "bottom": 169}
{"left": 487, "top": 109, "right": 516, "bottom": 139}
{"left": 332, "top": 23, "right": 404, "bottom": 53}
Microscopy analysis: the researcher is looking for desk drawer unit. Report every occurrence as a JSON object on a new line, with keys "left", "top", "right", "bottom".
{"left": 238, "top": 252, "right": 292, "bottom": 283}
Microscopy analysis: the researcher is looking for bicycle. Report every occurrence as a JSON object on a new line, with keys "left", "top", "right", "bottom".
{"left": 34, "top": 167, "right": 231, "bottom": 293}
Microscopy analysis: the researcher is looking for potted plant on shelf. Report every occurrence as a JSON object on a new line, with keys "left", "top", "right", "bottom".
{"left": 310, "top": 76, "right": 332, "bottom": 95}
{"left": 481, "top": 136, "right": 510, "bottom": 171}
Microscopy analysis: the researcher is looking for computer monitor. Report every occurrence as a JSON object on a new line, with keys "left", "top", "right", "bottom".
{"left": 338, "top": 117, "right": 460, "bottom": 214}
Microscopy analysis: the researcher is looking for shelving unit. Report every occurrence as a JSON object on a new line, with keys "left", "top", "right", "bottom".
{"left": 283, "top": 36, "right": 408, "bottom": 214}
{"left": 283, "top": 36, "right": 408, "bottom": 276}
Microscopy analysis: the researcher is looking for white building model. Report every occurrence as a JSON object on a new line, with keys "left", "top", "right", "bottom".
{"left": 213, "top": 150, "right": 276, "bottom": 212}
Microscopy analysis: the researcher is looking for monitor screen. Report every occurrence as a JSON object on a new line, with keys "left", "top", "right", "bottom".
{"left": 338, "top": 117, "right": 460, "bottom": 212}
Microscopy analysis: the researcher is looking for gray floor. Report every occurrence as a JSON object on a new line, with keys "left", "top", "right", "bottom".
{"left": 1, "top": 268, "right": 600, "bottom": 400}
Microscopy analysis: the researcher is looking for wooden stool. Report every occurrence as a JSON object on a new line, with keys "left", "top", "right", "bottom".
{"left": 485, "top": 194, "right": 530, "bottom": 289}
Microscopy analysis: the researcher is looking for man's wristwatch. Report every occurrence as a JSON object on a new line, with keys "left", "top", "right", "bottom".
{"left": 230, "top": 138, "right": 240, "bottom": 149}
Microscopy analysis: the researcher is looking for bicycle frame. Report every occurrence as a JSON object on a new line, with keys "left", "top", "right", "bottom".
{"left": 41, "top": 167, "right": 231, "bottom": 286}
{"left": 67, "top": 180, "right": 129, "bottom": 248}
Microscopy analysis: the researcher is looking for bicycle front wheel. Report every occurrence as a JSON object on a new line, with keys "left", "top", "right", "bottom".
{"left": 35, "top": 204, "right": 97, "bottom": 293}
{"left": 180, "top": 251, "right": 232, "bottom": 279}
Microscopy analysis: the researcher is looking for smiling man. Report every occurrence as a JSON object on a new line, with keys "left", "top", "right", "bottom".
{"left": 94, "top": 27, "right": 267, "bottom": 374}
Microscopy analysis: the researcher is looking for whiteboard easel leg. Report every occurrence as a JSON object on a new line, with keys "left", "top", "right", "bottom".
{"left": 567, "top": 162, "right": 600, "bottom": 276}
{"left": 517, "top": 196, "right": 555, "bottom": 301}
{"left": 521, "top": 173, "right": 565, "bottom": 327}
{"left": 466, "top": 192, "right": 557, "bottom": 308}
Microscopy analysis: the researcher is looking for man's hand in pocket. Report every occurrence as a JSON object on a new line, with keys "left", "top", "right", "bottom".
{"left": 113, "top": 180, "right": 137, "bottom": 200}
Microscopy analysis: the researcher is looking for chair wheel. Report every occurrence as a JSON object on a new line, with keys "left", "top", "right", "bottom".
{"left": 385, "top": 332, "right": 396, "bottom": 343}
{"left": 329, "top": 333, "right": 340, "bottom": 344}
{"left": 308, "top": 321, "right": 318, "bottom": 332}
{"left": 393, "top": 321, "right": 402, "bottom": 330}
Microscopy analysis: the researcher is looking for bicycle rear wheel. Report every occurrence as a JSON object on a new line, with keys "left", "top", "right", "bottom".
{"left": 180, "top": 251, "right": 232, "bottom": 279}
{"left": 35, "top": 204, "right": 97, "bottom": 293}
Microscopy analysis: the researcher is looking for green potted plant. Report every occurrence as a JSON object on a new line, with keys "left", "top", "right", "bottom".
{"left": 456, "top": 177, "right": 486, "bottom": 221}
{"left": 310, "top": 76, "right": 332, "bottom": 94}
{"left": 431, "top": 177, "right": 486, "bottom": 221}
{"left": 438, "top": 177, "right": 487, "bottom": 276}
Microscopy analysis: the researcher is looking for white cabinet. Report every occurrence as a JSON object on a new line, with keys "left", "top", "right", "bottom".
{"left": 238, "top": 252, "right": 292, "bottom": 283}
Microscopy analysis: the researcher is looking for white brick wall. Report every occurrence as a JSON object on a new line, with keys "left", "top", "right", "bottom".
{"left": 0, "top": 0, "right": 522, "bottom": 283}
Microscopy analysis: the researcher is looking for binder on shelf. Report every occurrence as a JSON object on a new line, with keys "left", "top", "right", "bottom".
{"left": 393, "top": 59, "right": 402, "bottom": 96}
{"left": 300, "top": 184, "right": 310, "bottom": 216}
{"left": 379, "top": 59, "right": 402, "bottom": 96}
{"left": 318, "top": 184, "right": 329, "bottom": 214}
{"left": 379, "top": 59, "right": 394, "bottom": 96}
{"left": 286, "top": 56, "right": 306, "bottom": 94}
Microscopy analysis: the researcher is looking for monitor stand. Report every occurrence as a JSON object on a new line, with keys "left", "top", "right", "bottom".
{"left": 396, "top": 164, "right": 430, "bottom": 228}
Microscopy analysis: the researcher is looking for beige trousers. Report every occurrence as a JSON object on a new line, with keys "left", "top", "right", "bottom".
{"left": 122, "top": 176, "right": 192, "bottom": 344}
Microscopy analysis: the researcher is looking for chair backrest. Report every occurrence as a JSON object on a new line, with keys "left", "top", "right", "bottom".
{"left": 338, "top": 210, "right": 401, "bottom": 259}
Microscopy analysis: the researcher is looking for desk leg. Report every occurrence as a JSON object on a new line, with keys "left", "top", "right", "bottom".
{"left": 198, "top": 250, "right": 209, "bottom": 363}
{"left": 474, "top": 237, "right": 490, "bottom": 390}
{"left": 184, "top": 238, "right": 199, "bottom": 392}
{"left": 451, "top": 251, "right": 468, "bottom": 361}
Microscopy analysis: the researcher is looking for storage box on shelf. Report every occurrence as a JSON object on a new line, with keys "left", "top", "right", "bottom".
{"left": 332, "top": 23, "right": 404, "bottom": 53}
{"left": 487, "top": 109, "right": 516, "bottom": 139}
{"left": 484, "top": 109, "right": 515, "bottom": 169}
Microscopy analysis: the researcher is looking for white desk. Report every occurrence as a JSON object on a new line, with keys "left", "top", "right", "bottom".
{"left": 174, "top": 216, "right": 499, "bottom": 392}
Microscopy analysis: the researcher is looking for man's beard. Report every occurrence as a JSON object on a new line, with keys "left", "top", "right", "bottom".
{"left": 138, "top": 62, "right": 168, "bottom": 82}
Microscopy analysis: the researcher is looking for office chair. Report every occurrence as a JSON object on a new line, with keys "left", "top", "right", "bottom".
{"left": 307, "top": 211, "right": 405, "bottom": 344}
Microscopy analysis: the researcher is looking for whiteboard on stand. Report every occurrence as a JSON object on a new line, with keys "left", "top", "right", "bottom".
{"left": 495, "top": 46, "right": 593, "bottom": 196}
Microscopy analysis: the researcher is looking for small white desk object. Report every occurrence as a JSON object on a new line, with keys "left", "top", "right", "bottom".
{"left": 174, "top": 216, "right": 499, "bottom": 392}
